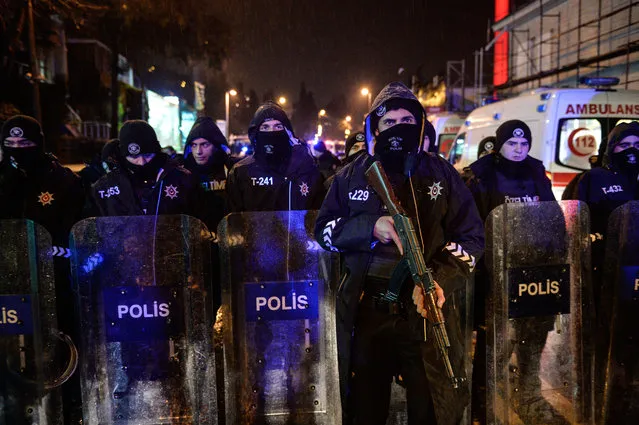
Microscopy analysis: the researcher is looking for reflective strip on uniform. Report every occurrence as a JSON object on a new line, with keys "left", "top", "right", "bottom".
{"left": 322, "top": 218, "right": 341, "bottom": 252}
{"left": 444, "top": 242, "right": 476, "bottom": 271}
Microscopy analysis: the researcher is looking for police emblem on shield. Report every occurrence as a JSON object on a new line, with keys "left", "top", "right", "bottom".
{"left": 9, "top": 127, "right": 24, "bottom": 138}
{"left": 513, "top": 128, "right": 525, "bottom": 138}
{"left": 128, "top": 143, "right": 141, "bottom": 155}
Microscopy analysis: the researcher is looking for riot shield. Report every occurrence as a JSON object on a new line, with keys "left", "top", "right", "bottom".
{"left": 485, "top": 201, "right": 594, "bottom": 425}
{"left": 218, "top": 210, "right": 341, "bottom": 424}
{"left": 70, "top": 215, "right": 216, "bottom": 424}
{"left": 599, "top": 201, "right": 639, "bottom": 424}
{"left": 0, "top": 219, "right": 77, "bottom": 425}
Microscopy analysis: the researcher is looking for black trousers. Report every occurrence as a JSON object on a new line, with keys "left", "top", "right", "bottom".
{"left": 350, "top": 300, "right": 437, "bottom": 425}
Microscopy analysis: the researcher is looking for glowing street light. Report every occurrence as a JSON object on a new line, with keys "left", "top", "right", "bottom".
{"left": 345, "top": 115, "right": 352, "bottom": 123}
{"left": 319, "top": 109, "right": 326, "bottom": 117}
{"left": 225, "top": 89, "right": 238, "bottom": 139}
{"left": 361, "top": 87, "right": 372, "bottom": 110}
{"left": 345, "top": 129, "right": 351, "bottom": 136}
{"left": 278, "top": 96, "right": 287, "bottom": 105}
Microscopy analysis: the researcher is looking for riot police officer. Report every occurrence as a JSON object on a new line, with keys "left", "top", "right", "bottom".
{"left": 0, "top": 114, "right": 85, "bottom": 422}
{"left": 573, "top": 121, "right": 639, "bottom": 236}
{"left": 315, "top": 82, "right": 484, "bottom": 425}
{"left": 92, "top": 120, "right": 200, "bottom": 217}
{"left": 464, "top": 120, "right": 557, "bottom": 425}
{"left": 226, "top": 101, "right": 325, "bottom": 212}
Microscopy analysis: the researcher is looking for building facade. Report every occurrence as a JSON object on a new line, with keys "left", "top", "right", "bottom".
{"left": 492, "top": 0, "right": 639, "bottom": 94}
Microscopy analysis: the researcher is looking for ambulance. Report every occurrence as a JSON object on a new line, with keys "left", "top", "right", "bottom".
{"left": 448, "top": 78, "right": 639, "bottom": 198}
{"left": 426, "top": 113, "right": 465, "bottom": 158}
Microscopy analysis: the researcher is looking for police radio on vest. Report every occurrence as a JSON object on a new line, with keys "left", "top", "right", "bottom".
{"left": 518, "top": 280, "right": 560, "bottom": 297}
{"left": 255, "top": 292, "right": 309, "bottom": 312}
{"left": 117, "top": 301, "right": 170, "bottom": 319}
{"left": 0, "top": 307, "right": 19, "bottom": 324}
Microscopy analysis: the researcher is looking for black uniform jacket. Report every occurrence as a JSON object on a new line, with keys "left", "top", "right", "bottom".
{"left": 464, "top": 153, "right": 556, "bottom": 221}
{"left": 91, "top": 157, "right": 200, "bottom": 218}
{"left": 0, "top": 154, "right": 84, "bottom": 246}
{"left": 226, "top": 144, "right": 325, "bottom": 212}
{"left": 574, "top": 166, "right": 637, "bottom": 235}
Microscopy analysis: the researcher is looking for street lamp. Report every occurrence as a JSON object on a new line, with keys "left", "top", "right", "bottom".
{"left": 278, "top": 96, "right": 287, "bottom": 105}
{"left": 345, "top": 115, "right": 352, "bottom": 123}
{"left": 319, "top": 109, "right": 326, "bottom": 117}
{"left": 225, "top": 89, "right": 238, "bottom": 140}
{"left": 361, "top": 87, "right": 372, "bottom": 110}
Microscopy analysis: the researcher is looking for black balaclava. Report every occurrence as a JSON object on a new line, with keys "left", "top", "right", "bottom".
{"left": 1, "top": 115, "right": 45, "bottom": 174}
{"left": 254, "top": 129, "right": 292, "bottom": 167}
{"left": 249, "top": 102, "right": 296, "bottom": 169}
{"left": 606, "top": 122, "right": 639, "bottom": 181}
{"left": 375, "top": 123, "right": 421, "bottom": 174}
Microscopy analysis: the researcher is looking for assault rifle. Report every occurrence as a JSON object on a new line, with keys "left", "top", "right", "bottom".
{"left": 365, "top": 160, "right": 460, "bottom": 389}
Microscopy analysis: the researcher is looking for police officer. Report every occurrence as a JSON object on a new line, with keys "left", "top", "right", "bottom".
{"left": 184, "top": 116, "right": 230, "bottom": 234}
{"left": 0, "top": 114, "right": 85, "bottom": 422}
{"left": 342, "top": 131, "right": 367, "bottom": 166}
{"left": 465, "top": 120, "right": 555, "bottom": 220}
{"left": 92, "top": 120, "right": 200, "bottom": 217}
{"left": 315, "top": 82, "right": 484, "bottom": 425}
{"left": 0, "top": 115, "right": 85, "bottom": 246}
{"left": 464, "top": 120, "right": 556, "bottom": 425}
{"left": 226, "top": 101, "right": 325, "bottom": 212}
{"left": 573, "top": 121, "right": 639, "bottom": 236}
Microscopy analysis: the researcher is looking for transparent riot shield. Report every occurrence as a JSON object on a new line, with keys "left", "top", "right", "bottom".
{"left": 70, "top": 215, "right": 216, "bottom": 425}
{"left": 218, "top": 210, "right": 341, "bottom": 424}
{"left": 485, "top": 201, "right": 594, "bottom": 425}
{"left": 599, "top": 201, "right": 639, "bottom": 424}
{"left": 0, "top": 219, "right": 77, "bottom": 425}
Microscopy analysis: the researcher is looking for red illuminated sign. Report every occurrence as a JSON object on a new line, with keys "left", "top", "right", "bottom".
{"left": 493, "top": 0, "right": 510, "bottom": 87}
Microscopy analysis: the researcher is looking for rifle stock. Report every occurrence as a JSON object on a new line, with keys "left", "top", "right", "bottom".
{"left": 365, "top": 160, "right": 461, "bottom": 389}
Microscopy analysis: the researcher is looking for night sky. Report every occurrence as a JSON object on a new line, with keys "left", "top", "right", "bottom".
{"left": 219, "top": 0, "right": 494, "bottom": 116}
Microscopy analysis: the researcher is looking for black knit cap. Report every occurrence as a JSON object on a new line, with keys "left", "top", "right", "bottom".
{"left": 495, "top": 120, "right": 532, "bottom": 152}
{"left": 345, "top": 131, "right": 366, "bottom": 156}
{"left": 118, "top": 120, "right": 161, "bottom": 156}
{"left": 478, "top": 136, "right": 496, "bottom": 157}
{"left": 1, "top": 115, "right": 44, "bottom": 149}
